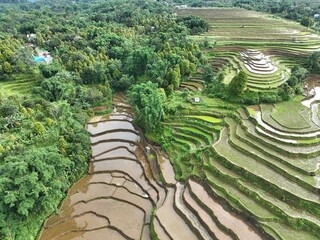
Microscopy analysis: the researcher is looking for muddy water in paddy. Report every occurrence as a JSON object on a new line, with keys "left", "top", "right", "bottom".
{"left": 39, "top": 93, "right": 265, "bottom": 240}
{"left": 39, "top": 95, "right": 161, "bottom": 240}
{"left": 188, "top": 180, "right": 262, "bottom": 240}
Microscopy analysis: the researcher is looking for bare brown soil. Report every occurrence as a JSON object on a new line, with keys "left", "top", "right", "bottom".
{"left": 93, "top": 106, "right": 108, "bottom": 112}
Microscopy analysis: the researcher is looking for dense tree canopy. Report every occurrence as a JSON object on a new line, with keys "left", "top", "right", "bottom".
{"left": 0, "top": 0, "right": 207, "bottom": 238}
{"left": 129, "top": 81, "right": 165, "bottom": 132}
{"left": 306, "top": 52, "right": 320, "bottom": 72}
{"left": 177, "top": 15, "right": 209, "bottom": 34}
{"left": 228, "top": 70, "right": 247, "bottom": 96}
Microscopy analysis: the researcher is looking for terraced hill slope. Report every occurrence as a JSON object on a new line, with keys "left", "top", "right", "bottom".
{"left": 38, "top": 8, "right": 320, "bottom": 240}
{"left": 39, "top": 93, "right": 267, "bottom": 240}
{"left": 0, "top": 73, "right": 41, "bottom": 97}
{"left": 176, "top": 8, "right": 320, "bottom": 91}
{"left": 38, "top": 84, "right": 320, "bottom": 239}
{"left": 177, "top": 8, "right": 320, "bottom": 44}
{"left": 155, "top": 87, "right": 320, "bottom": 239}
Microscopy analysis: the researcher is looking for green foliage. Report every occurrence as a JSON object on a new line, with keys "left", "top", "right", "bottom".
{"left": 287, "top": 66, "right": 308, "bottom": 88}
{"left": 228, "top": 71, "right": 247, "bottom": 96}
{"left": 0, "top": 144, "right": 4, "bottom": 153}
{"left": 35, "top": 71, "right": 77, "bottom": 102}
{"left": 80, "top": 62, "right": 108, "bottom": 85}
{"left": 306, "top": 52, "right": 320, "bottom": 72}
{"left": 13, "top": 48, "right": 34, "bottom": 71}
{"left": 129, "top": 81, "right": 165, "bottom": 132}
{"left": 2, "top": 61, "right": 13, "bottom": 73}
{"left": 39, "top": 62, "right": 61, "bottom": 78}
{"left": 179, "top": 59, "right": 192, "bottom": 76}
{"left": 126, "top": 47, "right": 155, "bottom": 77}
{"left": 177, "top": 15, "right": 209, "bottom": 35}
{"left": 202, "top": 64, "right": 215, "bottom": 84}
{"left": 168, "top": 65, "right": 181, "bottom": 89}
{"left": 300, "top": 17, "right": 314, "bottom": 27}
{"left": 0, "top": 102, "right": 18, "bottom": 118}
{"left": 0, "top": 95, "right": 91, "bottom": 239}
{"left": 0, "top": 38, "right": 32, "bottom": 75}
{"left": 33, "top": 121, "right": 45, "bottom": 135}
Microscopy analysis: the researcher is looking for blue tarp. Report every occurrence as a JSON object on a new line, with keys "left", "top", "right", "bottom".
{"left": 33, "top": 56, "right": 45, "bottom": 62}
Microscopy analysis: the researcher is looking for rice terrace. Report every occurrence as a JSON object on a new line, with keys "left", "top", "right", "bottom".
{"left": 0, "top": 1, "right": 320, "bottom": 240}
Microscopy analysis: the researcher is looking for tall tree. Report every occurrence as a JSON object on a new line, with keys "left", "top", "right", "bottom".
{"left": 306, "top": 52, "right": 320, "bottom": 72}
{"left": 129, "top": 81, "right": 165, "bottom": 132}
{"left": 228, "top": 70, "right": 247, "bottom": 96}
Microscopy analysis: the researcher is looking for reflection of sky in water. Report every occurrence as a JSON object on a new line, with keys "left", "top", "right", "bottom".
{"left": 311, "top": 103, "right": 320, "bottom": 127}
{"left": 302, "top": 87, "right": 320, "bottom": 108}
{"left": 87, "top": 120, "right": 138, "bottom": 135}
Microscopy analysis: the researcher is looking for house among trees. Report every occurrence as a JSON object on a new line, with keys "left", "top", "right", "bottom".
{"left": 33, "top": 49, "right": 52, "bottom": 63}
{"left": 314, "top": 14, "right": 320, "bottom": 19}
{"left": 175, "top": 5, "right": 187, "bottom": 9}
{"left": 191, "top": 97, "right": 201, "bottom": 103}
{"left": 27, "top": 33, "right": 36, "bottom": 41}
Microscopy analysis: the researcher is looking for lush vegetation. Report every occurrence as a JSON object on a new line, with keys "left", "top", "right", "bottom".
{"left": 129, "top": 81, "right": 165, "bottom": 132}
{"left": 1, "top": 0, "right": 320, "bottom": 239}
{"left": 0, "top": 97, "right": 91, "bottom": 239}
{"left": 0, "top": 0, "right": 206, "bottom": 238}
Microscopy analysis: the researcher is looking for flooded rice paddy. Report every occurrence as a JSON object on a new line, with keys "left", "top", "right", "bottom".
{"left": 39, "top": 93, "right": 263, "bottom": 240}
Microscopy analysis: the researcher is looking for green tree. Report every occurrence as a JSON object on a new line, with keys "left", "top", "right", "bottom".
{"left": 228, "top": 71, "right": 247, "bottom": 96}
{"left": 36, "top": 32, "right": 45, "bottom": 47}
{"left": 48, "top": 36, "right": 62, "bottom": 50}
{"left": 35, "top": 71, "right": 76, "bottom": 103}
{"left": 126, "top": 47, "right": 155, "bottom": 77}
{"left": 300, "top": 17, "right": 314, "bottom": 27}
{"left": 80, "top": 62, "right": 107, "bottom": 84}
{"left": 0, "top": 146, "right": 72, "bottom": 219}
{"left": 167, "top": 65, "right": 181, "bottom": 89}
{"left": 202, "top": 64, "right": 215, "bottom": 84}
{"left": 39, "top": 62, "right": 62, "bottom": 78}
{"left": 306, "top": 52, "right": 320, "bottom": 72}
{"left": 13, "top": 48, "right": 34, "bottom": 70}
{"left": 287, "top": 66, "right": 308, "bottom": 87}
{"left": 33, "top": 121, "right": 46, "bottom": 135}
{"left": 129, "top": 81, "right": 165, "bottom": 132}
{"left": 2, "top": 61, "right": 13, "bottom": 73}
{"left": 179, "top": 59, "right": 191, "bottom": 76}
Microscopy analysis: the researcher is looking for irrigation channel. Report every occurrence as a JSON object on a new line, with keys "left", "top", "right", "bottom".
{"left": 39, "top": 93, "right": 262, "bottom": 240}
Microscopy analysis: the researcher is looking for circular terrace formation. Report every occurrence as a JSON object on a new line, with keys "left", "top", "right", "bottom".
{"left": 240, "top": 49, "right": 278, "bottom": 75}
{"left": 205, "top": 48, "right": 290, "bottom": 92}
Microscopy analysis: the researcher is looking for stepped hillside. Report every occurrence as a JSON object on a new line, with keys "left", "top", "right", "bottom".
{"left": 150, "top": 85, "right": 320, "bottom": 239}
{"left": 2, "top": 2, "right": 320, "bottom": 240}
{"left": 177, "top": 8, "right": 320, "bottom": 92}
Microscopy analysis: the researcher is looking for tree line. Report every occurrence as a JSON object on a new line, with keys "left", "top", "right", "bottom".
{"left": 0, "top": 0, "right": 210, "bottom": 238}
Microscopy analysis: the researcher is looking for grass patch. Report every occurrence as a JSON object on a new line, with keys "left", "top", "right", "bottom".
{"left": 150, "top": 208, "right": 159, "bottom": 240}
{"left": 0, "top": 73, "right": 41, "bottom": 97}
{"left": 186, "top": 115, "right": 222, "bottom": 124}
{"left": 266, "top": 222, "right": 319, "bottom": 240}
